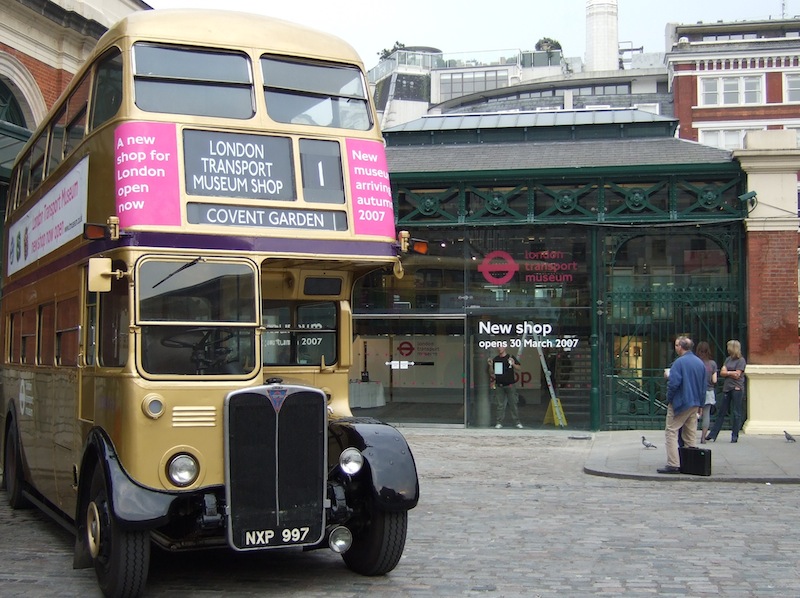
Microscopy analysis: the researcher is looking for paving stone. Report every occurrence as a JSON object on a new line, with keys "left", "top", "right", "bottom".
{"left": 1, "top": 428, "right": 798, "bottom": 596}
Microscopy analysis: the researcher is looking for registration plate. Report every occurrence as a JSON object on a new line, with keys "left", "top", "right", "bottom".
{"left": 243, "top": 526, "right": 311, "bottom": 547}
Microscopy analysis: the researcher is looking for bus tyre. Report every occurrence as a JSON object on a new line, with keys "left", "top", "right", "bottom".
{"left": 342, "top": 502, "right": 408, "bottom": 576}
{"left": 4, "top": 420, "right": 30, "bottom": 509}
{"left": 86, "top": 466, "right": 150, "bottom": 598}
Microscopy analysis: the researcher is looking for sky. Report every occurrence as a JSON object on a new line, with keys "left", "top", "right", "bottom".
{"left": 144, "top": 0, "right": 800, "bottom": 67}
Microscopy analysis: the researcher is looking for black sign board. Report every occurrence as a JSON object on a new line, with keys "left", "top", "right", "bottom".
{"left": 187, "top": 202, "right": 348, "bottom": 231}
{"left": 183, "top": 130, "right": 295, "bottom": 200}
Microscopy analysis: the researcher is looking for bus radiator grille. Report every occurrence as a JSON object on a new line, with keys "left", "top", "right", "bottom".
{"left": 224, "top": 386, "right": 326, "bottom": 550}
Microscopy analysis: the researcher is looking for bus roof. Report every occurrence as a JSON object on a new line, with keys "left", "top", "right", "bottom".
{"left": 97, "top": 9, "right": 364, "bottom": 66}
{"left": 9, "top": 8, "right": 368, "bottom": 170}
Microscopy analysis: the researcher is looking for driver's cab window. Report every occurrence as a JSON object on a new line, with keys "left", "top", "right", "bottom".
{"left": 137, "top": 257, "right": 257, "bottom": 376}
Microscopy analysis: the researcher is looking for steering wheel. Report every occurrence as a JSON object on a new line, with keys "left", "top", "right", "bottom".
{"left": 161, "top": 327, "right": 233, "bottom": 349}
{"left": 161, "top": 327, "right": 235, "bottom": 372}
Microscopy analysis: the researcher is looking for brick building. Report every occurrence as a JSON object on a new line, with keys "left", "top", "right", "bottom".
{"left": 666, "top": 18, "right": 800, "bottom": 148}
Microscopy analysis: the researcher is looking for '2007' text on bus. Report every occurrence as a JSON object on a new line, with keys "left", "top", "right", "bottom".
{"left": 0, "top": 9, "right": 418, "bottom": 598}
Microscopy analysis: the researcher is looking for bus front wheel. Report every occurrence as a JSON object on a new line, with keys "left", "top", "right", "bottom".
{"left": 342, "top": 501, "right": 408, "bottom": 576}
{"left": 86, "top": 466, "right": 150, "bottom": 598}
{"left": 4, "top": 420, "right": 30, "bottom": 509}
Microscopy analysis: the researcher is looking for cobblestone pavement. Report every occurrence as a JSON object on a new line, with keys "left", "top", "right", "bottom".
{"left": 2, "top": 428, "right": 799, "bottom": 596}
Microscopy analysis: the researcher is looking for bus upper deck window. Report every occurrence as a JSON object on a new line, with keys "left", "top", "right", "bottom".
{"left": 27, "top": 133, "right": 47, "bottom": 195}
{"left": 64, "top": 75, "right": 90, "bottom": 160}
{"left": 90, "top": 49, "right": 124, "bottom": 130}
{"left": 133, "top": 43, "right": 254, "bottom": 119}
{"left": 261, "top": 56, "right": 371, "bottom": 130}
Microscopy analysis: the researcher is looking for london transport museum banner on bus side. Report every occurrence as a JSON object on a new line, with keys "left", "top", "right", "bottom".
{"left": 7, "top": 156, "right": 88, "bottom": 276}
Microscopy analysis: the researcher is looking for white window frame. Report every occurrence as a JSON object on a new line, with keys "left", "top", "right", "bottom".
{"left": 783, "top": 126, "right": 800, "bottom": 147}
{"left": 699, "top": 75, "right": 763, "bottom": 107}
{"left": 698, "top": 127, "right": 764, "bottom": 150}
{"left": 785, "top": 73, "right": 800, "bottom": 103}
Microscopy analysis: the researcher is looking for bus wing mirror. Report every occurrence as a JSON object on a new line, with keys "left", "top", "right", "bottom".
{"left": 88, "top": 258, "right": 113, "bottom": 292}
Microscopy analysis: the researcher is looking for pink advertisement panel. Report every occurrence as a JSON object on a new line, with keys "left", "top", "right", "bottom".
{"left": 115, "top": 121, "right": 181, "bottom": 227}
{"left": 345, "top": 138, "right": 395, "bottom": 238}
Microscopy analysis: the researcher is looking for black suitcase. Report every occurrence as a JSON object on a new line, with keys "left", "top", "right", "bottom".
{"left": 679, "top": 446, "right": 711, "bottom": 476}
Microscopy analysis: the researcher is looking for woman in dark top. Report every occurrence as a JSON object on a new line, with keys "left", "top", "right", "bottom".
{"left": 696, "top": 341, "right": 718, "bottom": 444}
{"left": 705, "top": 339, "right": 746, "bottom": 443}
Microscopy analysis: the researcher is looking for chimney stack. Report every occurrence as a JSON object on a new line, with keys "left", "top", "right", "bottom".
{"left": 585, "top": 0, "right": 619, "bottom": 71}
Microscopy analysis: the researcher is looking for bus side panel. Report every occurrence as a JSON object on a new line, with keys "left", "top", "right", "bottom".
{"left": 1, "top": 365, "right": 80, "bottom": 517}
{"left": 51, "top": 368, "right": 79, "bottom": 513}
{"left": 5, "top": 369, "right": 53, "bottom": 500}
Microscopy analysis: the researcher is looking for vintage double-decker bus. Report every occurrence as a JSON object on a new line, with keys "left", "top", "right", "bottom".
{"left": 0, "top": 9, "right": 418, "bottom": 597}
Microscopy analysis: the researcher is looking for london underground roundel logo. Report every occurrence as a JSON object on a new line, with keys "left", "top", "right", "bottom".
{"left": 478, "top": 250, "right": 519, "bottom": 285}
{"left": 397, "top": 341, "right": 414, "bottom": 357}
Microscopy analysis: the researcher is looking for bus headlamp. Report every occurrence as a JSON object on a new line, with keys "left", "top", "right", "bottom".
{"left": 339, "top": 447, "right": 364, "bottom": 475}
{"left": 142, "top": 394, "right": 165, "bottom": 419}
{"left": 167, "top": 453, "right": 199, "bottom": 487}
{"left": 328, "top": 525, "right": 352, "bottom": 553}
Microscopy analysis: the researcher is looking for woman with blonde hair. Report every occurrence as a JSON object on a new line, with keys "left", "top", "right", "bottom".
{"left": 695, "top": 341, "right": 718, "bottom": 444}
{"left": 705, "top": 339, "right": 746, "bottom": 443}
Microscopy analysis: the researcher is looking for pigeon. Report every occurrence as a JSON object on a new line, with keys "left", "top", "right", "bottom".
{"left": 784, "top": 431, "right": 796, "bottom": 442}
{"left": 642, "top": 435, "right": 657, "bottom": 449}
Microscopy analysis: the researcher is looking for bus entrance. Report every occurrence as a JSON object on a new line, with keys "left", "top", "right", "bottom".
{"left": 351, "top": 316, "right": 466, "bottom": 425}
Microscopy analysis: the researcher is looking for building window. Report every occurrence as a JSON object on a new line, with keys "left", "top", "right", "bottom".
{"left": 784, "top": 127, "right": 800, "bottom": 147}
{"left": 701, "top": 33, "right": 757, "bottom": 41}
{"left": 700, "top": 76, "right": 762, "bottom": 106}
{"left": 438, "top": 70, "right": 509, "bottom": 101}
{"left": 699, "top": 128, "right": 763, "bottom": 150}
{"left": 785, "top": 74, "right": 800, "bottom": 102}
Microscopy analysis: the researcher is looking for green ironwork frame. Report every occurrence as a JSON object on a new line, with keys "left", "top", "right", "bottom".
{"left": 599, "top": 228, "right": 746, "bottom": 430}
{"left": 394, "top": 170, "right": 746, "bottom": 226}
{"left": 392, "top": 168, "right": 747, "bottom": 430}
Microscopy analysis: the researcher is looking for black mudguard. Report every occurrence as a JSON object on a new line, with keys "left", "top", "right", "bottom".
{"left": 74, "top": 428, "right": 177, "bottom": 569}
{"left": 328, "top": 417, "right": 419, "bottom": 511}
{"left": 77, "top": 428, "right": 176, "bottom": 526}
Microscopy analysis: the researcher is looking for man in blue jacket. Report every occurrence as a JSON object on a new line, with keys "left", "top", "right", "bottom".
{"left": 658, "top": 336, "right": 706, "bottom": 474}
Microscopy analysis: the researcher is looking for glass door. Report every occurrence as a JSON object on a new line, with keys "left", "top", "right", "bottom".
{"left": 350, "top": 316, "right": 466, "bottom": 425}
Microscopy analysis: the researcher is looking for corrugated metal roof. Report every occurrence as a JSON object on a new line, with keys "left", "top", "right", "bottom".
{"left": 386, "top": 137, "right": 733, "bottom": 174}
{"left": 383, "top": 109, "right": 675, "bottom": 133}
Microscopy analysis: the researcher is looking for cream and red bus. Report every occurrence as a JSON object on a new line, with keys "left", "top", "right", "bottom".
{"left": 0, "top": 9, "right": 418, "bottom": 597}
